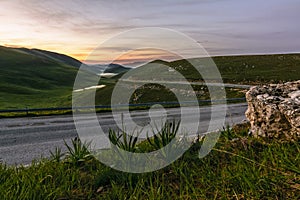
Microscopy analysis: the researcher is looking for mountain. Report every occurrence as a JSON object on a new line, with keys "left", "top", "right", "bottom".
{"left": 0, "top": 46, "right": 80, "bottom": 109}
{"left": 1, "top": 45, "right": 130, "bottom": 74}
{"left": 83, "top": 63, "right": 130, "bottom": 76}
{"left": 94, "top": 54, "right": 300, "bottom": 106}
{"left": 17, "top": 48, "right": 83, "bottom": 68}
{"left": 1, "top": 44, "right": 299, "bottom": 110}
{"left": 0, "top": 46, "right": 129, "bottom": 109}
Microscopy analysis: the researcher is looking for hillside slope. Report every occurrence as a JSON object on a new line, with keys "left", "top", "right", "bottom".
{"left": 17, "top": 48, "right": 83, "bottom": 68}
{"left": 170, "top": 54, "right": 300, "bottom": 83}
{"left": 0, "top": 46, "right": 80, "bottom": 109}
{"left": 0, "top": 46, "right": 132, "bottom": 110}
{"left": 94, "top": 54, "right": 300, "bottom": 106}
{"left": 1, "top": 45, "right": 299, "bottom": 110}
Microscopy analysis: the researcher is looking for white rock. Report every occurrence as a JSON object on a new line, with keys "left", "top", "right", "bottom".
{"left": 245, "top": 80, "right": 300, "bottom": 140}
{"left": 288, "top": 91, "right": 300, "bottom": 99}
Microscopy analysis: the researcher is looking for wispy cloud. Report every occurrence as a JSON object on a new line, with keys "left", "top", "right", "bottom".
{"left": 1, "top": 0, "right": 299, "bottom": 63}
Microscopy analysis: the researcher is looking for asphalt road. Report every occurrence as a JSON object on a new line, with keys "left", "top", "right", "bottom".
{"left": 0, "top": 103, "right": 248, "bottom": 165}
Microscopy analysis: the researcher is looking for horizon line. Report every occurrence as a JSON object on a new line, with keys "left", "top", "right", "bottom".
{"left": 2, "top": 44, "right": 300, "bottom": 66}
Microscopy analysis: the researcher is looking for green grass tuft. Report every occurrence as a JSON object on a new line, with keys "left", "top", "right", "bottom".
{"left": 1, "top": 124, "right": 299, "bottom": 199}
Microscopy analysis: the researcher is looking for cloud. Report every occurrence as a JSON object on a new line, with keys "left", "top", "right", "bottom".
{"left": 1, "top": 0, "right": 300, "bottom": 63}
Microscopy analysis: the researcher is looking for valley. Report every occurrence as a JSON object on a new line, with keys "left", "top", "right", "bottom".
{"left": 1, "top": 45, "right": 299, "bottom": 113}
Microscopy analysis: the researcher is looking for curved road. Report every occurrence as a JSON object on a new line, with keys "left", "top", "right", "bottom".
{"left": 0, "top": 103, "right": 248, "bottom": 165}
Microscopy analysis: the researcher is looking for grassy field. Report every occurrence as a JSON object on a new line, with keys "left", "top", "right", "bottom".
{"left": 0, "top": 124, "right": 299, "bottom": 199}
{"left": 213, "top": 54, "right": 300, "bottom": 83}
{"left": 170, "top": 54, "right": 300, "bottom": 84}
{"left": 0, "top": 46, "right": 78, "bottom": 109}
{"left": 1, "top": 45, "right": 299, "bottom": 111}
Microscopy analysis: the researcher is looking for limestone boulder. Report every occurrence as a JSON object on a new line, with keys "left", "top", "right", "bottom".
{"left": 245, "top": 81, "right": 300, "bottom": 139}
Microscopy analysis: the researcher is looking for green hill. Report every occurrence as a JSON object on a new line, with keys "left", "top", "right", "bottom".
{"left": 214, "top": 54, "right": 300, "bottom": 83}
{"left": 0, "top": 46, "right": 132, "bottom": 110}
{"left": 1, "top": 45, "right": 299, "bottom": 111}
{"left": 0, "top": 46, "right": 81, "bottom": 109}
{"left": 17, "top": 48, "right": 82, "bottom": 68}
{"left": 106, "top": 54, "right": 300, "bottom": 85}
{"left": 171, "top": 54, "right": 300, "bottom": 83}
{"left": 94, "top": 54, "right": 300, "bottom": 106}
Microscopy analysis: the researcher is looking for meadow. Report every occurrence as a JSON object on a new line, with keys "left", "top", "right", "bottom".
{"left": 1, "top": 45, "right": 299, "bottom": 112}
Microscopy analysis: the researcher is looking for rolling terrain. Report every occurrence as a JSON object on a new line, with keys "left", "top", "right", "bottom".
{"left": 0, "top": 46, "right": 129, "bottom": 110}
{"left": 94, "top": 53, "right": 300, "bottom": 106}
{"left": 0, "top": 46, "right": 78, "bottom": 109}
{"left": 1, "top": 45, "right": 299, "bottom": 111}
{"left": 158, "top": 54, "right": 300, "bottom": 83}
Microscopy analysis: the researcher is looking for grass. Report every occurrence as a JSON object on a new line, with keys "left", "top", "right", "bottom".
{"left": 1, "top": 45, "right": 299, "bottom": 112}
{"left": 1, "top": 123, "right": 299, "bottom": 199}
{"left": 171, "top": 54, "right": 300, "bottom": 84}
{"left": 0, "top": 46, "right": 78, "bottom": 110}
{"left": 213, "top": 54, "right": 300, "bottom": 84}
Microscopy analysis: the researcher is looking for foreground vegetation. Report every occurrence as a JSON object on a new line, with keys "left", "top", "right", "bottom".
{"left": 1, "top": 124, "right": 299, "bottom": 199}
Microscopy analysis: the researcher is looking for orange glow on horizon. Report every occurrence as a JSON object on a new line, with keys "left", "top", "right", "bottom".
{"left": 83, "top": 48, "right": 181, "bottom": 64}
{"left": 2, "top": 43, "right": 187, "bottom": 65}
{"left": 3, "top": 43, "right": 90, "bottom": 63}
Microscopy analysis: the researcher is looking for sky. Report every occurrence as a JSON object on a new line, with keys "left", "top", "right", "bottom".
{"left": 0, "top": 0, "right": 299, "bottom": 64}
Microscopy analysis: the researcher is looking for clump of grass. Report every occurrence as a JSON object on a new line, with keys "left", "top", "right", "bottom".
{"left": 220, "top": 125, "right": 237, "bottom": 141}
{"left": 146, "top": 120, "right": 180, "bottom": 150}
{"left": 64, "top": 138, "right": 93, "bottom": 166}
{"left": 109, "top": 129, "right": 139, "bottom": 153}
{"left": 49, "top": 147, "right": 64, "bottom": 163}
{"left": 0, "top": 123, "right": 299, "bottom": 199}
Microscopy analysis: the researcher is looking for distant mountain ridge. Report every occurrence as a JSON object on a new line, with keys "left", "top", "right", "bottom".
{"left": 87, "top": 63, "right": 130, "bottom": 74}
{"left": 0, "top": 45, "right": 130, "bottom": 73}
{"left": 17, "top": 48, "right": 83, "bottom": 68}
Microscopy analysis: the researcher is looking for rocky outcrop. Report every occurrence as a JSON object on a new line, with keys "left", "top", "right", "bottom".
{"left": 245, "top": 81, "right": 300, "bottom": 139}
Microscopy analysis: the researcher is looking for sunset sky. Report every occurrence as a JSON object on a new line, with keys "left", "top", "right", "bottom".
{"left": 1, "top": 0, "right": 299, "bottom": 64}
